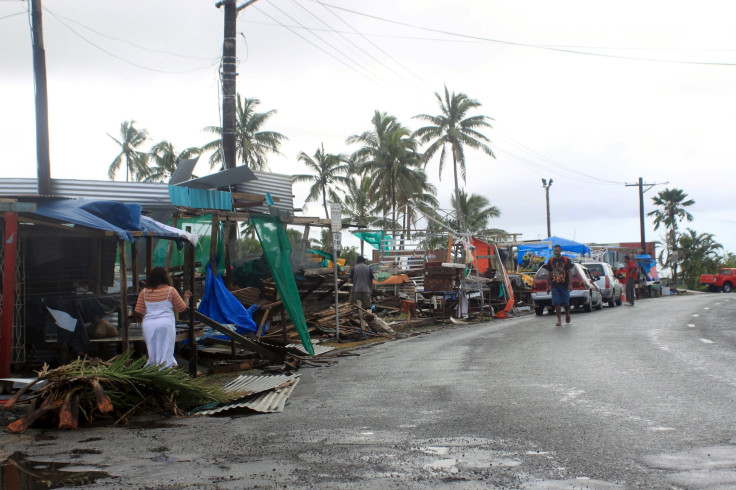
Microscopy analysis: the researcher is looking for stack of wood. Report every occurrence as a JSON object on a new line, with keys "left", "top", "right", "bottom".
{"left": 305, "top": 303, "right": 395, "bottom": 339}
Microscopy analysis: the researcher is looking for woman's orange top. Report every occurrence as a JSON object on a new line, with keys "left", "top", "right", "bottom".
{"left": 134, "top": 286, "right": 188, "bottom": 315}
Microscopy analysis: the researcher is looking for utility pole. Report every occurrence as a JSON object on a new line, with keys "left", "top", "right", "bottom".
{"left": 625, "top": 177, "right": 663, "bottom": 254}
{"left": 31, "top": 0, "right": 51, "bottom": 195}
{"left": 541, "top": 178, "right": 553, "bottom": 237}
{"left": 216, "top": 0, "right": 261, "bottom": 169}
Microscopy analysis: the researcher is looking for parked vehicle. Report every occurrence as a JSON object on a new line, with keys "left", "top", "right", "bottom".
{"left": 532, "top": 263, "right": 603, "bottom": 315}
{"left": 700, "top": 268, "right": 736, "bottom": 293}
{"left": 582, "top": 262, "right": 623, "bottom": 307}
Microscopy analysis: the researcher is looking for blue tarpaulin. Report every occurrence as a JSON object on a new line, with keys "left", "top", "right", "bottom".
{"left": 197, "top": 263, "right": 259, "bottom": 334}
{"left": 517, "top": 236, "right": 591, "bottom": 265}
{"left": 31, "top": 198, "right": 198, "bottom": 244}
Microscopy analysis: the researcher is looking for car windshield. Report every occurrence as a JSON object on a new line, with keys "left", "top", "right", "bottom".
{"left": 585, "top": 264, "right": 604, "bottom": 277}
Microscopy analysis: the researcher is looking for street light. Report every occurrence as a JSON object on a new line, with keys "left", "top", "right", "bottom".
{"left": 541, "top": 178, "right": 553, "bottom": 237}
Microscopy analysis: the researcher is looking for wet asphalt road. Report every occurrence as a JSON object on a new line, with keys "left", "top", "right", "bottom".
{"left": 4, "top": 292, "right": 736, "bottom": 489}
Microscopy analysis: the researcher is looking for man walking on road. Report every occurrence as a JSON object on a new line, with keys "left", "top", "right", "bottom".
{"left": 350, "top": 256, "right": 374, "bottom": 308}
{"left": 543, "top": 244, "right": 573, "bottom": 326}
{"left": 624, "top": 254, "right": 638, "bottom": 306}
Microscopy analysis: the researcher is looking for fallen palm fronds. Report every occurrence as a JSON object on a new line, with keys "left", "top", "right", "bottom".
{"left": 4, "top": 352, "right": 234, "bottom": 432}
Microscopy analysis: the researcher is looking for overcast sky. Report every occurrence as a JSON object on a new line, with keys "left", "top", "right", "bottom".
{"left": 3, "top": 0, "right": 736, "bottom": 261}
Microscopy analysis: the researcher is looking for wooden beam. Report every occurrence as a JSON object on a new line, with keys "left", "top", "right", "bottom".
{"left": 194, "top": 311, "right": 283, "bottom": 361}
{"left": 231, "top": 192, "right": 280, "bottom": 203}
{"left": 0, "top": 202, "right": 36, "bottom": 212}
{"left": 119, "top": 241, "right": 129, "bottom": 351}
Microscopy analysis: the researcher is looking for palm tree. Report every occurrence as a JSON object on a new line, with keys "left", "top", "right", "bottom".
{"left": 142, "top": 141, "right": 201, "bottom": 182}
{"left": 108, "top": 121, "right": 149, "bottom": 182}
{"left": 292, "top": 144, "right": 349, "bottom": 219}
{"left": 413, "top": 86, "right": 495, "bottom": 228}
{"left": 396, "top": 168, "right": 438, "bottom": 240}
{"left": 647, "top": 187, "right": 695, "bottom": 286}
{"left": 348, "top": 111, "right": 423, "bottom": 239}
{"left": 338, "top": 175, "right": 380, "bottom": 256}
{"left": 201, "top": 95, "right": 287, "bottom": 170}
{"left": 677, "top": 228, "right": 722, "bottom": 289}
{"left": 450, "top": 190, "right": 501, "bottom": 233}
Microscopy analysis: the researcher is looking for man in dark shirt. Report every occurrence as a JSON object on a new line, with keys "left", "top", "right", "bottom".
{"left": 350, "top": 256, "right": 374, "bottom": 308}
{"left": 543, "top": 244, "right": 573, "bottom": 326}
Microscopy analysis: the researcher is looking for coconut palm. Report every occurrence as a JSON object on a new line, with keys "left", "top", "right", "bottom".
{"left": 142, "top": 141, "right": 201, "bottom": 183}
{"left": 108, "top": 121, "right": 149, "bottom": 182}
{"left": 413, "top": 86, "right": 495, "bottom": 228}
{"left": 396, "top": 169, "right": 438, "bottom": 240}
{"left": 348, "top": 111, "right": 423, "bottom": 239}
{"left": 337, "top": 175, "right": 380, "bottom": 256}
{"left": 647, "top": 187, "right": 695, "bottom": 286}
{"left": 202, "top": 95, "right": 287, "bottom": 170}
{"left": 292, "top": 144, "right": 349, "bottom": 219}
{"left": 450, "top": 190, "right": 501, "bottom": 234}
{"left": 677, "top": 228, "right": 722, "bottom": 289}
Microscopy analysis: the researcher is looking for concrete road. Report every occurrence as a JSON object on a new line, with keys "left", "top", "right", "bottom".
{"left": 4, "top": 293, "right": 736, "bottom": 489}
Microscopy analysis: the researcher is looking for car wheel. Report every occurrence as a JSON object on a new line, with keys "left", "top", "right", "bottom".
{"left": 723, "top": 282, "right": 732, "bottom": 293}
{"left": 595, "top": 296, "right": 603, "bottom": 310}
{"left": 607, "top": 295, "right": 615, "bottom": 307}
{"left": 535, "top": 306, "right": 544, "bottom": 316}
{"left": 583, "top": 294, "right": 592, "bottom": 312}
{"left": 615, "top": 292, "right": 623, "bottom": 306}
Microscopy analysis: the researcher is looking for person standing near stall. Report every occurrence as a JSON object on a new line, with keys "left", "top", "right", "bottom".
{"left": 133, "top": 267, "right": 191, "bottom": 368}
{"left": 624, "top": 255, "right": 639, "bottom": 306}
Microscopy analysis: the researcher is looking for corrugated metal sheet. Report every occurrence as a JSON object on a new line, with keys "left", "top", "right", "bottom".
{"left": 285, "top": 343, "right": 334, "bottom": 356}
{"left": 222, "top": 373, "right": 300, "bottom": 397}
{"left": 195, "top": 375, "right": 300, "bottom": 415}
{"left": 0, "top": 173, "right": 293, "bottom": 213}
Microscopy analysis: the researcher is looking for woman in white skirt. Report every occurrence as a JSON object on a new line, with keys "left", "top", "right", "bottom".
{"left": 133, "top": 267, "right": 191, "bottom": 368}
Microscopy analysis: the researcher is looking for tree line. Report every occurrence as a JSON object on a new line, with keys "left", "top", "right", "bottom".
{"left": 108, "top": 86, "right": 504, "bottom": 255}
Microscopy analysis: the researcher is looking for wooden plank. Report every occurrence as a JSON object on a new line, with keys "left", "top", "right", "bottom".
{"left": 194, "top": 311, "right": 283, "bottom": 361}
{"left": 0, "top": 202, "right": 36, "bottom": 212}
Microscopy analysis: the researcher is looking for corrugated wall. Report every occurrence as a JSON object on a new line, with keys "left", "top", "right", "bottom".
{"left": 0, "top": 171, "right": 294, "bottom": 213}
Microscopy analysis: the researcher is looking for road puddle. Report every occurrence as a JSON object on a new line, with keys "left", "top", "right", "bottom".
{"left": 1, "top": 451, "right": 110, "bottom": 488}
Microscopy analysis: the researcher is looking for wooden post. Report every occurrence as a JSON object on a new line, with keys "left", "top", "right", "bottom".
{"left": 185, "top": 227, "right": 197, "bottom": 377}
{"left": 131, "top": 239, "right": 139, "bottom": 293}
{"left": 145, "top": 236, "right": 153, "bottom": 276}
{"left": 164, "top": 213, "right": 179, "bottom": 270}
{"left": 210, "top": 215, "right": 219, "bottom": 276}
{"left": 119, "top": 241, "right": 129, "bottom": 352}
{"left": 223, "top": 219, "right": 232, "bottom": 287}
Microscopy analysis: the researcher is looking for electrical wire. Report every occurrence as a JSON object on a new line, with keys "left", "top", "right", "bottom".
{"left": 312, "top": 0, "right": 430, "bottom": 88}
{"left": 0, "top": 10, "right": 26, "bottom": 22}
{"left": 310, "top": 0, "right": 736, "bottom": 67}
{"left": 289, "top": 0, "right": 419, "bottom": 87}
{"left": 253, "top": 3, "right": 382, "bottom": 84}
{"left": 44, "top": 7, "right": 220, "bottom": 74}
{"left": 493, "top": 130, "right": 627, "bottom": 185}
{"left": 43, "top": 9, "right": 220, "bottom": 61}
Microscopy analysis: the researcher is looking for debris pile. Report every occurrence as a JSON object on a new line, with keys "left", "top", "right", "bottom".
{"left": 4, "top": 352, "right": 232, "bottom": 432}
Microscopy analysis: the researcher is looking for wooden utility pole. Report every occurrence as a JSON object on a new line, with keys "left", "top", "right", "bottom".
{"left": 626, "top": 177, "right": 661, "bottom": 254}
{"left": 31, "top": 0, "right": 51, "bottom": 195}
{"left": 541, "top": 178, "right": 553, "bottom": 237}
{"left": 220, "top": 0, "right": 237, "bottom": 170}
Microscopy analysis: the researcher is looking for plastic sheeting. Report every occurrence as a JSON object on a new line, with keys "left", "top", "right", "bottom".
{"left": 352, "top": 231, "right": 392, "bottom": 255}
{"left": 197, "top": 263, "right": 258, "bottom": 333}
{"left": 250, "top": 215, "right": 314, "bottom": 356}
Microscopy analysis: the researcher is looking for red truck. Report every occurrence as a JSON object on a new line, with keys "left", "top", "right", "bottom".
{"left": 700, "top": 268, "right": 736, "bottom": 293}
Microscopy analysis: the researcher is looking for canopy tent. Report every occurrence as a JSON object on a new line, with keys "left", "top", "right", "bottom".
{"left": 31, "top": 199, "right": 198, "bottom": 244}
{"left": 351, "top": 230, "right": 392, "bottom": 255}
{"left": 517, "top": 236, "right": 590, "bottom": 269}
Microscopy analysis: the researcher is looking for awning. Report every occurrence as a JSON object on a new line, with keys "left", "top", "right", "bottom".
{"left": 30, "top": 198, "right": 198, "bottom": 244}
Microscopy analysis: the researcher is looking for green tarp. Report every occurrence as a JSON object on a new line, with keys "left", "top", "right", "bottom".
{"left": 352, "top": 231, "right": 392, "bottom": 255}
{"left": 250, "top": 215, "right": 314, "bottom": 356}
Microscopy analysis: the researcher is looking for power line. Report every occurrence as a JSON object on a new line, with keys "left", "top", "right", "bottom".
{"left": 290, "top": 0, "right": 419, "bottom": 88}
{"left": 0, "top": 10, "right": 26, "bottom": 22}
{"left": 312, "top": 0, "right": 430, "bottom": 88}
{"left": 43, "top": 9, "right": 220, "bottom": 61}
{"left": 310, "top": 1, "right": 736, "bottom": 67}
{"left": 44, "top": 7, "right": 220, "bottom": 74}
{"left": 255, "top": 2, "right": 383, "bottom": 84}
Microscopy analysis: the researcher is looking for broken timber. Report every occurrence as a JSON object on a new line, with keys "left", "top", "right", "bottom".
{"left": 194, "top": 311, "right": 284, "bottom": 361}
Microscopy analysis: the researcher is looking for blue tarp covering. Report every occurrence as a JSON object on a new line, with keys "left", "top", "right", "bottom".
{"left": 517, "top": 236, "right": 591, "bottom": 265}
{"left": 635, "top": 254, "right": 659, "bottom": 281}
{"left": 197, "top": 263, "right": 259, "bottom": 334}
{"left": 32, "top": 198, "right": 197, "bottom": 243}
